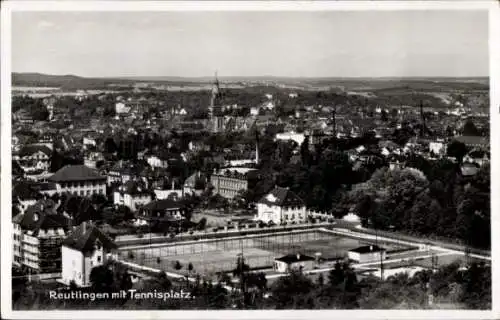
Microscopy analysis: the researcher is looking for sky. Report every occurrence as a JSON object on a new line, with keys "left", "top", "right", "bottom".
{"left": 11, "top": 10, "right": 489, "bottom": 78}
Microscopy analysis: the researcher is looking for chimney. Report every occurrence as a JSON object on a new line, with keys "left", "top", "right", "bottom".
{"left": 82, "top": 221, "right": 87, "bottom": 233}
{"left": 370, "top": 245, "right": 373, "bottom": 252}
{"left": 172, "top": 180, "right": 175, "bottom": 190}
{"left": 296, "top": 253, "right": 301, "bottom": 261}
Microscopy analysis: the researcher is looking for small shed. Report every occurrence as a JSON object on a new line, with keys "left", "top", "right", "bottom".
{"left": 273, "top": 253, "right": 315, "bottom": 273}
{"left": 348, "top": 245, "right": 386, "bottom": 264}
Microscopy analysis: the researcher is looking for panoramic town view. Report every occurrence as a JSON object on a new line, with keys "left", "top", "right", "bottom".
{"left": 8, "top": 9, "right": 491, "bottom": 311}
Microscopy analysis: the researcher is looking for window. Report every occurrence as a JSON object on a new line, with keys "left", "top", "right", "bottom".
{"left": 97, "top": 256, "right": 101, "bottom": 263}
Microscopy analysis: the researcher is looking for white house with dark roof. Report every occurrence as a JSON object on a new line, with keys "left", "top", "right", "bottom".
{"left": 348, "top": 245, "right": 386, "bottom": 263}
{"left": 256, "top": 186, "right": 307, "bottom": 225}
{"left": 113, "top": 180, "right": 152, "bottom": 212}
{"left": 61, "top": 222, "right": 117, "bottom": 287}
{"left": 273, "top": 253, "right": 315, "bottom": 273}
{"left": 48, "top": 165, "right": 107, "bottom": 197}
{"left": 12, "top": 200, "right": 71, "bottom": 272}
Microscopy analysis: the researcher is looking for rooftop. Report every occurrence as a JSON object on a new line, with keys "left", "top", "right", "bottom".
{"left": 275, "top": 253, "right": 315, "bottom": 264}
{"left": 63, "top": 223, "right": 117, "bottom": 253}
{"left": 258, "top": 186, "right": 304, "bottom": 207}
{"left": 349, "top": 245, "right": 386, "bottom": 254}
{"left": 49, "top": 165, "right": 106, "bottom": 182}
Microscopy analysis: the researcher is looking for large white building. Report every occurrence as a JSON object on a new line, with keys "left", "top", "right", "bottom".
{"left": 48, "top": 165, "right": 107, "bottom": 197}
{"left": 61, "top": 222, "right": 117, "bottom": 287}
{"left": 256, "top": 187, "right": 307, "bottom": 225}
{"left": 113, "top": 180, "right": 152, "bottom": 212}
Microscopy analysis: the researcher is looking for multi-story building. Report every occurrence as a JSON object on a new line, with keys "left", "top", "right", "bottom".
{"left": 210, "top": 167, "right": 257, "bottom": 199}
{"left": 48, "top": 165, "right": 107, "bottom": 197}
{"left": 61, "top": 222, "right": 117, "bottom": 287}
{"left": 256, "top": 186, "right": 307, "bottom": 225}
{"left": 12, "top": 200, "right": 71, "bottom": 273}
{"left": 113, "top": 180, "right": 152, "bottom": 212}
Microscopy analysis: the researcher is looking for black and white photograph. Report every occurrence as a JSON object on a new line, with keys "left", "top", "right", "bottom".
{"left": 1, "top": 1, "right": 499, "bottom": 318}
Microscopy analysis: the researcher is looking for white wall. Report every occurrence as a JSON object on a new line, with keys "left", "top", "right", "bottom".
{"left": 56, "top": 180, "right": 106, "bottom": 197}
{"left": 114, "top": 192, "right": 152, "bottom": 211}
{"left": 62, "top": 246, "right": 84, "bottom": 286}
{"left": 257, "top": 203, "right": 307, "bottom": 224}
{"left": 348, "top": 250, "right": 386, "bottom": 264}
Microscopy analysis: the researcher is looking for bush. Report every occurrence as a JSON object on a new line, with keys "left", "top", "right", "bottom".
{"left": 137, "top": 233, "right": 144, "bottom": 238}
{"left": 169, "top": 233, "right": 176, "bottom": 239}
{"left": 189, "top": 230, "right": 194, "bottom": 235}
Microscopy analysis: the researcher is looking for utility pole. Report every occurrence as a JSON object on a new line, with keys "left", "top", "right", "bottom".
{"left": 332, "top": 103, "right": 337, "bottom": 141}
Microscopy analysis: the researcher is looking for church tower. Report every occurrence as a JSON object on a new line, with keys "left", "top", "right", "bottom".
{"left": 209, "top": 71, "right": 225, "bottom": 133}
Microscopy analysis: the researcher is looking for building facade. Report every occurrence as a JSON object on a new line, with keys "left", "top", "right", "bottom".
{"left": 49, "top": 165, "right": 107, "bottom": 197}
{"left": 210, "top": 167, "right": 257, "bottom": 199}
{"left": 12, "top": 201, "right": 71, "bottom": 273}
{"left": 113, "top": 181, "right": 152, "bottom": 212}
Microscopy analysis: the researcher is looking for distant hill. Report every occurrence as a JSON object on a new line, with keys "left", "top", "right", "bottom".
{"left": 12, "top": 72, "right": 489, "bottom": 90}
{"left": 12, "top": 73, "right": 134, "bottom": 90}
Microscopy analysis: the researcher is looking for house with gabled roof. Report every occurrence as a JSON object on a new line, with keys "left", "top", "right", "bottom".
{"left": 61, "top": 222, "right": 117, "bottom": 287}
{"left": 256, "top": 186, "right": 307, "bottom": 225}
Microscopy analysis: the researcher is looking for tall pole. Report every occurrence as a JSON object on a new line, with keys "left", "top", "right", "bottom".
{"left": 332, "top": 103, "right": 337, "bottom": 141}
{"left": 420, "top": 100, "right": 425, "bottom": 138}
